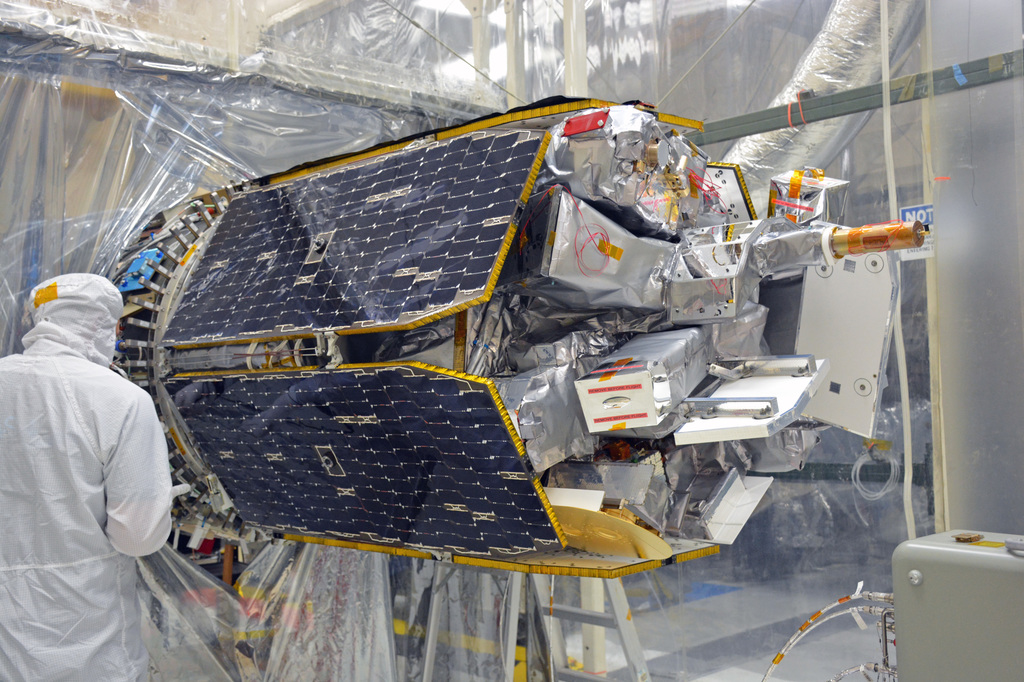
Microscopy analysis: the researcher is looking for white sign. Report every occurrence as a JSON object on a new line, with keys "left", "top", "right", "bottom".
{"left": 899, "top": 203, "right": 935, "bottom": 261}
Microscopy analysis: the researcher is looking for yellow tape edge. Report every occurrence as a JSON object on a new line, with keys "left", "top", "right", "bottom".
{"left": 185, "top": 361, "right": 566, "bottom": 550}
{"left": 166, "top": 427, "right": 189, "bottom": 456}
{"left": 707, "top": 162, "right": 757, "bottom": 221}
{"left": 234, "top": 628, "right": 276, "bottom": 641}
{"left": 656, "top": 112, "right": 705, "bottom": 132}
{"left": 393, "top": 617, "right": 527, "bottom": 660}
{"left": 269, "top": 140, "right": 415, "bottom": 185}
{"left": 451, "top": 542, "right": 718, "bottom": 577}
{"left": 170, "top": 133, "right": 552, "bottom": 353}
{"left": 181, "top": 243, "right": 198, "bottom": 266}
{"left": 519, "top": 132, "right": 552, "bottom": 205}
{"left": 436, "top": 99, "right": 618, "bottom": 141}
{"left": 282, "top": 534, "right": 434, "bottom": 560}
{"left": 529, "top": 476, "right": 568, "bottom": 549}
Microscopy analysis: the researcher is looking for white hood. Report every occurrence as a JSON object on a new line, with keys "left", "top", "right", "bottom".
{"left": 22, "top": 273, "right": 123, "bottom": 367}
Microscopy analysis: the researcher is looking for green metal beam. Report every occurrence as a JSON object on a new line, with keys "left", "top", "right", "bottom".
{"left": 689, "top": 49, "right": 1023, "bottom": 146}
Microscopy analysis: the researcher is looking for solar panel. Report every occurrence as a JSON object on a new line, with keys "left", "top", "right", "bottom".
{"left": 162, "top": 130, "right": 549, "bottom": 346}
{"left": 167, "top": 363, "right": 565, "bottom": 556}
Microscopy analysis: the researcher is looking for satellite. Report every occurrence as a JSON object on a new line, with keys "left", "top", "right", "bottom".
{"left": 113, "top": 100, "right": 924, "bottom": 577}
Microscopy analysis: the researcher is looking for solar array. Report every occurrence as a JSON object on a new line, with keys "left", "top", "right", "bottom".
{"left": 168, "top": 364, "right": 564, "bottom": 555}
{"left": 162, "top": 130, "right": 548, "bottom": 346}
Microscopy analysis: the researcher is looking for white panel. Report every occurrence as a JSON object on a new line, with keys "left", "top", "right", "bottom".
{"left": 673, "top": 359, "right": 829, "bottom": 445}
{"left": 543, "top": 487, "right": 604, "bottom": 511}
{"left": 700, "top": 471, "right": 774, "bottom": 545}
{"left": 795, "top": 252, "right": 896, "bottom": 437}
{"left": 930, "top": 0, "right": 1024, "bottom": 533}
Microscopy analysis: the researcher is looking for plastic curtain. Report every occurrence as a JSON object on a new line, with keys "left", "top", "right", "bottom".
{"left": 0, "top": 0, "right": 949, "bottom": 679}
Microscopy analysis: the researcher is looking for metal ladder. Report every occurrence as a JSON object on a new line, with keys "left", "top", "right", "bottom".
{"left": 421, "top": 567, "right": 651, "bottom": 682}
{"left": 531, "top": 574, "right": 651, "bottom": 682}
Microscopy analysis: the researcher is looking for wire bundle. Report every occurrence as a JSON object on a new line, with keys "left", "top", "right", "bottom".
{"left": 760, "top": 583, "right": 895, "bottom": 682}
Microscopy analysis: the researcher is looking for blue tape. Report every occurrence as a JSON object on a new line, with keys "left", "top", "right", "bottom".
{"left": 952, "top": 63, "right": 968, "bottom": 86}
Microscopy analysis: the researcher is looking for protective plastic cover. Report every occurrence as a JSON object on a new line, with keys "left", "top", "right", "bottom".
{"left": 0, "top": 0, "right": 942, "bottom": 678}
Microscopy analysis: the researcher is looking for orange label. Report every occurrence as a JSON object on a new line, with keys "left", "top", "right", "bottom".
{"left": 33, "top": 282, "right": 58, "bottom": 308}
{"left": 597, "top": 357, "right": 633, "bottom": 382}
{"left": 788, "top": 170, "right": 805, "bottom": 199}
{"left": 597, "top": 239, "right": 624, "bottom": 261}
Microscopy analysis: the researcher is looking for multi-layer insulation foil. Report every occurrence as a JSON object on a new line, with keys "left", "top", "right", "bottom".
{"left": 575, "top": 327, "right": 711, "bottom": 433}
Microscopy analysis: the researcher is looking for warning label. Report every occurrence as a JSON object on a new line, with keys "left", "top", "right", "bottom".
{"left": 593, "top": 412, "right": 648, "bottom": 424}
{"left": 588, "top": 384, "right": 643, "bottom": 394}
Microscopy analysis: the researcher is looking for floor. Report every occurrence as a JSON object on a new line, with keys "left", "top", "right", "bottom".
{"left": 557, "top": 542, "right": 897, "bottom": 682}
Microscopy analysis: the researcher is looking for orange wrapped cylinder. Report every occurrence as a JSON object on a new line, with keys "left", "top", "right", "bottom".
{"left": 830, "top": 220, "right": 927, "bottom": 257}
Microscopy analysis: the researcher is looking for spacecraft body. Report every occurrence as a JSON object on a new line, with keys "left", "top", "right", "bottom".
{"left": 113, "top": 101, "right": 923, "bottom": 575}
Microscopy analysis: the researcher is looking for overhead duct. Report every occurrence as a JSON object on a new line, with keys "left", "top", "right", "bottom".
{"left": 723, "top": 0, "right": 923, "bottom": 210}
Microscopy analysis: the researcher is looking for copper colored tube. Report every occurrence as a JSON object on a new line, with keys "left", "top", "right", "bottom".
{"left": 830, "top": 220, "right": 926, "bottom": 257}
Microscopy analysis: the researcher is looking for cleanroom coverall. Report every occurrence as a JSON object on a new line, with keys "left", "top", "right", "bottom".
{"left": 0, "top": 273, "right": 174, "bottom": 682}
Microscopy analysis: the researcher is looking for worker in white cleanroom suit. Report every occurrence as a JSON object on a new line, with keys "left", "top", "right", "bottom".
{"left": 0, "top": 273, "right": 182, "bottom": 681}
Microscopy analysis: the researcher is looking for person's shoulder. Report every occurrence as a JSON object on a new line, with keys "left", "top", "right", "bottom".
{"left": 63, "top": 359, "right": 154, "bottom": 404}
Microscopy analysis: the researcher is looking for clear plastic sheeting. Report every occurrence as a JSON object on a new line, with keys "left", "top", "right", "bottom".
{"left": 0, "top": 1, "right": 505, "bottom": 117}
{"left": 0, "top": 0, "right": 958, "bottom": 678}
{"left": 234, "top": 544, "right": 518, "bottom": 682}
{"left": 237, "top": 544, "right": 398, "bottom": 682}
{"left": 0, "top": 23, "right": 453, "bottom": 358}
{"left": 392, "top": 561, "right": 515, "bottom": 682}
{"left": 722, "top": 0, "right": 924, "bottom": 211}
{"left": 137, "top": 546, "right": 244, "bottom": 682}
{"left": 745, "top": 427, "right": 824, "bottom": 473}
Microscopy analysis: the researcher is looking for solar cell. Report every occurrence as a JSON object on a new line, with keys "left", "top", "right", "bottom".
{"left": 163, "top": 130, "right": 549, "bottom": 346}
{"left": 167, "top": 363, "right": 565, "bottom": 555}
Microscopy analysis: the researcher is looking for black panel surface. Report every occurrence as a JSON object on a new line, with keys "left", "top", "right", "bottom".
{"left": 168, "top": 365, "right": 561, "bottom": 555}
{"left": 163, "top": 131, "right": 546, "bottom": 345}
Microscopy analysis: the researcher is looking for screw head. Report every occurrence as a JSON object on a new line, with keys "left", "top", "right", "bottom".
{"left": 908, "top": 569, "right": 924, "bottom": 586}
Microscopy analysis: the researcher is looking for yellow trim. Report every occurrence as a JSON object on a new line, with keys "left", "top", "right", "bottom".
{"left": 269, "top": 140, "right": 414, "bottom": 185}
{"left": 453, "top": 311, "right": 468, "bottom": 373}
{"left": 436, "top": 99, "right": 618, "bottom": 140}
{"left": 169, "top": 133, "right": 552, "bottom": 353}
{"left": 283, "top": 534, "right": 434, "bottom": 559}
{"left": 393, "top": 617, "right": 527, "bottom": 661}
{"left": 167, "top": 427, "right": 188, "bottom": 455}
{"left": 268, "top": 100, "right": 613, "bottom": 185}
{"left": 171, "top": 334, "right": 316, "bottom": 350}
{"left": 173, "top": 365, "right": 321, "bottom": 378}
{"left": 181, "top": 243, "right": 199, "bottom": 266}
{"left": 708, "top": 162, "right": 757, "bottom": 220}
{"left": 196, "top": 360, "right": 565, "bottom": 550}
{"left": 264, "top": 531, "right": 716, "bottom": 577}
{"left": 450, "top": 543, "right": 719, "bottom": 578}
{"left": 235, "top": 585, "right": 266, "bottom": 600}
{"left": 655, "top": 112, "right": 705, "bottom": 132}
{"left": 519, "top": 132, "right": 552, "bottom": 204}
{"left": 530, "top": 477, "right": 568, "bottom": 548}
{"left": 234, "top": 629, "right": 275, "bottom": 641}
{"left": 33, "top": 282, "right": 58, "bottom": 308}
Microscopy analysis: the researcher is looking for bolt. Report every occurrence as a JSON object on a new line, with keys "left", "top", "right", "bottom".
{"left": 908, "top": 569, "right": 923, "bottom": 586}
{"left": 312, "top": 236, "right": 327, "bottom": 252}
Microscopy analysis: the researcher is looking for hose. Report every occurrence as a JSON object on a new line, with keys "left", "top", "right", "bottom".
{"left": 852, "top": 447, "right": 901, "bottom": 502}
{"left": 760, "top": 584, "right": 893, "bottom": 682}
